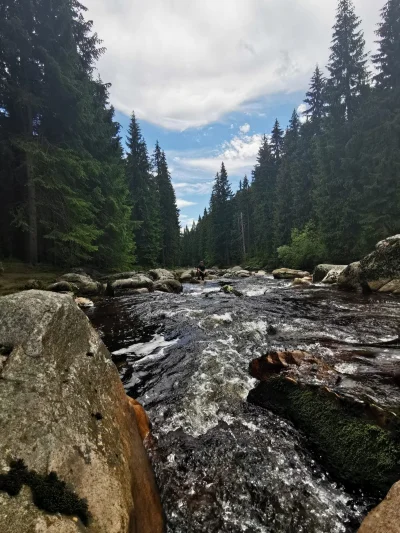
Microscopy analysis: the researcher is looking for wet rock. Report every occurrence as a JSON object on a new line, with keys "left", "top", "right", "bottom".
{"left": 255, "top": 270, "right": 267, "bottom": 277}
{"left": 206, "top": 274, "right": 218, "bottom": 280}
{"left": 127, "top": 397, "right": 151, "bottom": 441}
{"left": 338, "top": 261, "right": 363, "bottom": 291}
{"left": 313, "top": 264, "right": 347, "bottom": 283}
{"left": 237, "top": 270, "right": 251, "bottom": 278}
{"left": 322, "top": 266, "right": 347, "bottom": 284}
{"left": 358, "top": 481, "right": 400, "bottom": 533}
{"left": 58, "top": 273, "right": 103, "bottom": 296}
{"left": 154, "top": 279, "right": 183, "bottom": 293}
{"left": 292, "top": 277, "right": 312, "bottom": 286}
{"left": 230, "top": 266, "right": 243, "bottom": 272}
{"left": 74, "top": 297, "right": 94, "bottom": 308}
{"left": 148, "top": 268, "right": 175, "bottom": 281}
{"left": 103, "top": 271, "right": 142, "bottom": 282}
{"left": 106, "top": 275, "right": 153, "bottom": 296}
{"left": 0, "top": 290, "right": 163, "bottom": 533}
{"left": 248, "top": 376, "right": 400, "bottom": 497}
{"left": 24, "top": 279, "right": 45, "bottom": 290}
{"left": 220, "top": 285, "right": 243, "bottom": 297}
{"left": 180, "top": 269, "right": 195, "bottom": 282}
{"left": 273, "top": 268, "right": 311, "bottom": 279}
{"left": 379, "top": 279, "right": 400, "bottom": 294}
{"left": 250, "top": 350, "right": 312, "bottom": 379}
{"left": 47, "top": 280, "right": 75, "bottom": 293}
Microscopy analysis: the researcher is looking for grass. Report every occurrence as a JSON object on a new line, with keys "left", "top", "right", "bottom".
{"left": 0, "top": 261, "right": 62, "bottom": 297}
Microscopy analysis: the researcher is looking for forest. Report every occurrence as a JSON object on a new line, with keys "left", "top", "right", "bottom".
{"left": 0, "top": 0, "right": 180, "bottom": 270}
{"left": 181, "top": 0, "right": 400, "bottom": 270}
{"left": 1, "top": 0, "right": 399, "bottom": 271}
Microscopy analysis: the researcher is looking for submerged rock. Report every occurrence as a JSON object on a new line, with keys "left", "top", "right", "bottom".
{"left": 358, "top": 481, "right": 400, "bottom": 533}
{"left": 273, "top": 268, "right": 310, "bottom": 279}
{"left": 221, "top": 285, "right": 243, "bottom": 297}
{"left": 0, "top": 290, "right": 163, "bottom": 533}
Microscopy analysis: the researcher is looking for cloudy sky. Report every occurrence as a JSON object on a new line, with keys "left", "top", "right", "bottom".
{"left": 84, "top": 0, "right": 385, "bottom": 229}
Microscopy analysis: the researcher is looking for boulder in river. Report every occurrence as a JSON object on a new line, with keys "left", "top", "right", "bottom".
{"left": 248, "top": 353, "right": 400, "bottom": 497}
{"left": 106, "top": 275, "right": 154, "bottom": 296}
{"left": 56, "top": 273, "right": 103, "bottom": 296}
{"left": 180, "top": 269, "right": 195, "bottom": 282}
{"left": 221, "top": 285, "right": 243, "bottom": 297}
{"left": 148, "top": 268, "right": 175, "bottom": 281}
{"left": 0, "top": 290, "right": 163, "bottom": 533}
{"left": 292, "top": 277, "right": 312, "bottom": 287}
{"left": 321, "top": 266, "right": 347, "bottom": 284}
{"left": 273, "top": 268, "right": 311, "bottom": 280}
{"left": 338, "top": 235, "right": 400, "bottom": 294}
{"left": 154, "top": 279, "right": 183, "bottom": 293}
{"left": 313, "top": 264, "right": 347, "bottom": 283}
{"left": 74, "top": 296, "right": 94, "bottom": 308}
{"left": 337, "top": 261, "right": 363, "bottom": 291}
{"left": 358, "top": 481, "right": 400, "bottom": 533}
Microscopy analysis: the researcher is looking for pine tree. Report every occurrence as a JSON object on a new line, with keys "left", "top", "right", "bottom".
{"left": 153, "top": 142, "right": 180, "bottom": 266}
{"left": 373, "top": 0, "right": 400, "bottom": 90}
{"left": 326, "top": 0, "right": 369, "bottom": 121}
{"left": 303, "top": 65, "right": 326, "bottom": 126}
{"left": 126, "top": 113, "right": 160, "bottom": 266}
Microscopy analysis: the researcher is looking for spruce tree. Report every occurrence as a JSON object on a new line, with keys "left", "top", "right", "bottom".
{"left": 126, "top": 113, "right": 160, "bottom": 266}
{"left": 303, "top": 65, "right": 326, "bottom": 127}
{"left": 270, "top": 119, "right": 284, "bottom": 161}
{"left": 209, "top": 163, "right": 233, "bottom": 265}
{"left": 373, "top": 0, "right": 400, "bottom": 90}
{"left": 153, "top": 142, "right": 180, "bottom": 266}
{"left": 326, "top": 0, "right": 369, "bottom": 121}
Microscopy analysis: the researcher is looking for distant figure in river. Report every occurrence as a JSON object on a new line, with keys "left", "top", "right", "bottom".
{"left": 197, "top": 261, "right": 206, "bottom": 281}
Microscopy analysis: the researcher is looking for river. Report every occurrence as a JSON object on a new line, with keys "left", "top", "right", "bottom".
{"left": 86, "top": 275, "right": 400, "bottom": 533}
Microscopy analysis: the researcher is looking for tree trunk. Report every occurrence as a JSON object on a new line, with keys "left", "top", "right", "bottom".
{"left": 26, "top": 151, "right": 38, "bottom": 265}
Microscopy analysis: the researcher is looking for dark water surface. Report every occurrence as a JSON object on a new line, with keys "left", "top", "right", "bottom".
{"left": 87, "top": 276, "right": 400, "bottom": 533}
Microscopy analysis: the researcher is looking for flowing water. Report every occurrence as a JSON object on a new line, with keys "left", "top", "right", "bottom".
{"left": 86, "top": 276, "right": 400, "bottom": 533}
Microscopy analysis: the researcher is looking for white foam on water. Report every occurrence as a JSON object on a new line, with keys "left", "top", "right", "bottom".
{"left": 113, "top": 334, "right": 178, "bottom": 361}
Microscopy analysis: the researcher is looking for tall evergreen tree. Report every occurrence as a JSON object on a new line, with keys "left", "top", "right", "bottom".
{"left": 153, "top": 142, "right": 180, "bottom": 266}
{"left": 270, "top": 119, "right": 284, "bottom": 161}
{"left": 373, "top": 0, "right": 400, "bottom": 90}
{"left": 326, "top": 0, "right": 369, "bottom": 121}
{"left": 126, "top": 113, "right": 160, "bottom": 266}
{"left": 209, "top": 163, "right": 233, "bottom": 265}
{"left": 303, "top": 65, "right": 326, "bottom": 126}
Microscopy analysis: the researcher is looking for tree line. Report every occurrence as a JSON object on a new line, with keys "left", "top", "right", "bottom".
{"left": 0, "top": 0, "right": 180, "bottom": 270}
{"left": 181, "top": 0, "right": 400, "bottom": 270}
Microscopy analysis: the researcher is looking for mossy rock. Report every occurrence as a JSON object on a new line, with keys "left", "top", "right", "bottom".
{"left": 248, "top": 377, "right": 400, "bottom": 497}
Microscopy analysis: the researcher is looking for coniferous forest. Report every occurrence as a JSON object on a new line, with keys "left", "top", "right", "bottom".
{"left": 0, "top": 0, "right": 180, "bottom": 269}
{"left": 181, "top": 0, "right": 400, "bottom": 270}
{"left": 1, "top": 0, "right": 399, "bottom": 271}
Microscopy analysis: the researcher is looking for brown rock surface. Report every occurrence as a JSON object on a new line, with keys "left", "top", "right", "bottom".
{"left": 127, "top": 397, "right": 151, "bottom": 441}
{"left": 0, "top": 290, "right": 163, "bottom": 533}
{"left": 358, "top": 481, "right": 400, "bottom": 533}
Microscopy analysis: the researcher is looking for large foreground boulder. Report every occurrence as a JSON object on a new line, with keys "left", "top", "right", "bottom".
{"left": 272, "top": 268, "right": 310, "bottom": 280}
{"left": 321, "top": 265, "right": 347, "bottom": 284}
{"left": 338, "top": 261, "right": 363, "bottom": 291}
{"left": 358, "top": 481, "right": 400, "bottom": 533}
{"left": 0, "top": 291, "right": 163, "bottom": 533}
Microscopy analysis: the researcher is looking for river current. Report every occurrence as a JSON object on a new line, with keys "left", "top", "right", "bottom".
{"left": 87, "top": 275, "right": 400, "bottom": 533}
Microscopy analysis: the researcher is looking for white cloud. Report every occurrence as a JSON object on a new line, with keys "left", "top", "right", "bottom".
{"left": 85, "top": 0, "right": 384, "bottom": 130}
{"left": 173, "top": 182, "right": 213, "bottom": 195}
{"left": 178, "top": 133, "right": 263, "bottom": 177}
{"left": 297, "top": 103, "right": 308, "bottom": 124}
{"left": 239, "top": 123, "right": 251, "bottom": 134}
{"left": 176, "top": 199, "right": 197, "bottom": 208}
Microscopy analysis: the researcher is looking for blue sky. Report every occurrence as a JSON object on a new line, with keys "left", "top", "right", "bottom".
{"left": 85, "top": 0, "right": 384, "bottom": 229}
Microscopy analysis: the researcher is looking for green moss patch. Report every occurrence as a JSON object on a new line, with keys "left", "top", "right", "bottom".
{"left": 248, "top": 378, "right": 400, "bottom": 497}
{"left": 0, "top": 459, "right": 90, "bottom": 525}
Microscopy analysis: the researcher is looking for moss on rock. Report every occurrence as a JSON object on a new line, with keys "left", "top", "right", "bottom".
{"left": 248, "top": 377, "right": 400, "bottom": 497}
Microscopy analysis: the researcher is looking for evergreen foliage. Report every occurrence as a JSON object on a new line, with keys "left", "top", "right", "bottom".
{"left": 181, "top": 0, "right": 400, "bottom": 270}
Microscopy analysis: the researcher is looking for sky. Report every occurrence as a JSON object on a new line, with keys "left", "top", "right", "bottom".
{"left": 84, "top": 0, "right": 385, "bottom": 230}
